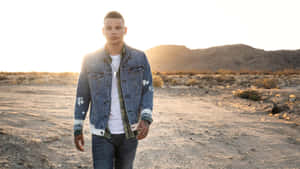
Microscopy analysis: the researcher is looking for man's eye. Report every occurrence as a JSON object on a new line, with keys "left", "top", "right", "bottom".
{"left": 105, "top": 26, "right": 112, "bottom": 30}
{"left": 115, "top": 26, "right": 122, "bottom": 30}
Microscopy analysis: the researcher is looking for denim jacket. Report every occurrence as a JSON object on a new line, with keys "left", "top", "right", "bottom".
{"left": 73, "top": 44, "right": 153, "bottom": 136}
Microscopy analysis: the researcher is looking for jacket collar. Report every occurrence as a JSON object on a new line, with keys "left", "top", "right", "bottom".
{"left": 103, "top": 43, "right": 131, "bottom": 65}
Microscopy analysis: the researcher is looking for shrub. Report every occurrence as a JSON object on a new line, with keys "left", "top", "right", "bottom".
{"left": 217, "top": 69, "right": 236, "bottom": 75}
{"left": 0, "top": 76, "right": 9, "bottom": 81}
{"left": 254, "top": 78, "right": 278, "bottom": 89}
{"left": 275, "top": 69, "right": 300, "bottom": 75}
{"left": 234, "top": 89, "right": 261, "bottom": 101}
{"left": 186, "top": 78, "right": 199, "bottom": 86}
{"left": 201, "top": 75, "right": 214, "bottom": 81}
{"left": 153, "top": 75, "right": 164, "bottom": 87}
{"left": 16, "top": 76, "right": 26, "bottom": 84}
{"left": 215, "top": 76, "right": 235, "bottom": 83}
{"left": 170, "top": 78, "right": 179, "bottom": 85}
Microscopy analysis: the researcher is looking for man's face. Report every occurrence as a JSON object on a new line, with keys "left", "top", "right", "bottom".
{"left": 103, "top": 18, "right": 127, "bottom": 46}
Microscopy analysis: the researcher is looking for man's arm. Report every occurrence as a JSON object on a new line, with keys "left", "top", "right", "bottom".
{"left": 137, "top": 53, "right": 153, "bottom": 140}
{"left": 74, "top": 55, "right": 91, "bottom": 151}
{"left": 140, "top": 53, "right": 154, "bottom": 124}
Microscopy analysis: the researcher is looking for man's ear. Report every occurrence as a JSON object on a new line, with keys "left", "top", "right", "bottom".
{"left": 124, "top": 27, "right": 127, "bottom": 34}
{"left": 102, "top": 27, "right": 105, "bottom": 35}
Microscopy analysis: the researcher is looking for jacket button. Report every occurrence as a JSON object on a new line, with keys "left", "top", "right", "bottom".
{"left": 125, "top": 94, "right": 130, "bottom": 98}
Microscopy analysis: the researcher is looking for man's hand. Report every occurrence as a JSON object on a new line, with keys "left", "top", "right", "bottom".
{"left": 74, "top": 134, "right": 85, "bottom": 152}
{"left": 136, "top": 120, "right": 150, "bottom": 140}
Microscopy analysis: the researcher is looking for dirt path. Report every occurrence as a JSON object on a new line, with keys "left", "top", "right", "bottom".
{"left": 0, "top": 85, "right": 300, "bottom": 169}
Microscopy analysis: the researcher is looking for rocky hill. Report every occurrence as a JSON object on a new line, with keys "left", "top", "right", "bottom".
{"left": 145, "top": 44, "right": 300, "bottom": 72}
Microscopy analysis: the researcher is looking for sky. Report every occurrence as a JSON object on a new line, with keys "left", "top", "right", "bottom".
{"left": 0, "top": 0, "right": 299, "bottom": 72}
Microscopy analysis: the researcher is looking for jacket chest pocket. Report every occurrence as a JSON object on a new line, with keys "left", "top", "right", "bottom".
{"left": 88, "top": 71, "right": 105, "bottom": 95}
{"left": 88, "top": 72, "right": 104, "bottom": 79}
{"left": 128, "top": 65, "right": 144, "bottom": 73}
{"left": 127, "top": 65, "right": 144, "bottom": 81}
{"left": 126, "top": 65, "right": 144, "bottom": 96}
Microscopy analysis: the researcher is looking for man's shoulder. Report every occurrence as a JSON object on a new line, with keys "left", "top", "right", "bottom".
{"left": 83, "top": 48, "right": 106, "bottom": 62}
{"left": 126, "top": 45, "right": 146, "bottom": 57}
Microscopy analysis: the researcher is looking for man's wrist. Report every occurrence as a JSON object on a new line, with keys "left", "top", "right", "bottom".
{"left": 142, "top": 119, "right": 151, "bottom": 125}
{"left": 74, "top": 129, "right": 83, "bottom": 136}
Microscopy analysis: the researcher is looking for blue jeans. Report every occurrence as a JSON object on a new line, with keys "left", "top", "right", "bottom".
{"left": 92, "top": 134, "right": 138, "bottom": 169}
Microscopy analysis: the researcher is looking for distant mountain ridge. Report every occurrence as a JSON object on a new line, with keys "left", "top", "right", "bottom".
{"left": 145, "top": 44, "right": 300, "bottom": 72}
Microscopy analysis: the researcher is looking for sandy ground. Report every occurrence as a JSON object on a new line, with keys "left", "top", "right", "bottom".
{"left": 0, "top": 85, "right": 300, "bottom": 169}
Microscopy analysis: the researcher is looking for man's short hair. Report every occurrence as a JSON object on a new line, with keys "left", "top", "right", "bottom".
{"left": 104, "top": 11, "right": 125, "bottom": 24}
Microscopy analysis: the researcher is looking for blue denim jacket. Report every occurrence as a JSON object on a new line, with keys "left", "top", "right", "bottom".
{"left": 73, "top": 44, "right": 153, "bottom": 136}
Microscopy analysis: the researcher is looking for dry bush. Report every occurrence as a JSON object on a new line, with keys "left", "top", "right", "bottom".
{"left": 236, "top": 70, "right": 261, "bottom": 75}
{"left": 217, "top": 69, "right": 237, "bottom": 75}
{"left": 153, "top": 75, "right": 164, "bottom": 87}
{"left": 275, "top": 69, "right": 300, "bottom": 75}
{"left": 254, "top": 78, "right": 279, "bottom": 89}
{"left": 153, "top": 69, "right": 300, "bottom": 76}
{"left": 154, "top": 70, "right": 215, "bottom": 76}
{"left": 28, "top": 77, "right": 36, "bottom": 81}
{"left": 234, "top": 89, "right": 261, "bottom": 101}
{"left": 215, "top": 76, "right": 235, "bottom": 84}
{"left": 155, "top": 71, "right": 173, "bottom": 76}
{"left": 201, "top": 75, "right": 214, "bottom": 81}
{"left": 152, "top": 71, "right": 160, "bottom": 75}
{"left": 165, "top": 71, "right": 197, "bottom": 76}
{"left": 238, "top": 69, "right": 252, "bottom": 75}
{"left": 159, "top": 74, "right": 168, "bottom": 82}
{"left": 0, "top": 75, "right": 9, "bottom": 81}
{"left": 15, "top": 76, "right": 26, "bottom": 84}
{"left": 2, "top": 72, "right": 80, "bottom": 85}
{"left": 198, "top": 70, "right": 214, "bottom": 74}
{"left": 185, "top": 78, "right": 199, "bottom": 86}
{"left": 169, "top": 78, "right": 179, "bottom": 85}
{"left": 160, "top": 75, "right": 178, "bottom": 85}
{"left": 56, "top": 72, "right": 78, "bottom": 78}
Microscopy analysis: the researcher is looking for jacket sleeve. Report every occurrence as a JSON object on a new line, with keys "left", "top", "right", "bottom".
{"left": 73, "top": 55, "right": 91, "bottom": 136}
{"left": 140, "top": 53, "right": 154, "bottom": 124}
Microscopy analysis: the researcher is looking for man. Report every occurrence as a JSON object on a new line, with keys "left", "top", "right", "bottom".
{"left": 73, "top": 11, "right": 153, "bottom": 169}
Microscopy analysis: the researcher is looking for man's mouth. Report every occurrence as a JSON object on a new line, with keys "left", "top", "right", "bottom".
{"left": 111, "top": 37, "right": 119, "bottom": 40}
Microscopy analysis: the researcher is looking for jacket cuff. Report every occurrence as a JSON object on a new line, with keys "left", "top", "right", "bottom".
{"left": 141, "top": 109, "right": 153, "bottom": 124}
{"left": 74, "top": 119, "right": 84, "bottom": 136}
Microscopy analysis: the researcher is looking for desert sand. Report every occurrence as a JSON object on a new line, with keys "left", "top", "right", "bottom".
{"left": 0, "top": 74, "right": 300, "bottom": 169}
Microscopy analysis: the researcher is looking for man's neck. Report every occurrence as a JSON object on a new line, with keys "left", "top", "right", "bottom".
{"left": 106, "top": 42, "right": 124, "bottom": 55}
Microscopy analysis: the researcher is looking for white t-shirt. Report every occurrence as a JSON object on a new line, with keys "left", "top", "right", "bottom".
{"left": 108, "top": 54, "right": 125, "bottom": 134}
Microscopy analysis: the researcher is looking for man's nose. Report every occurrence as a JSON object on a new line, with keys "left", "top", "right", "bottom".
{"left": 111, "top": 28, "right": 118, "bottom": 34}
